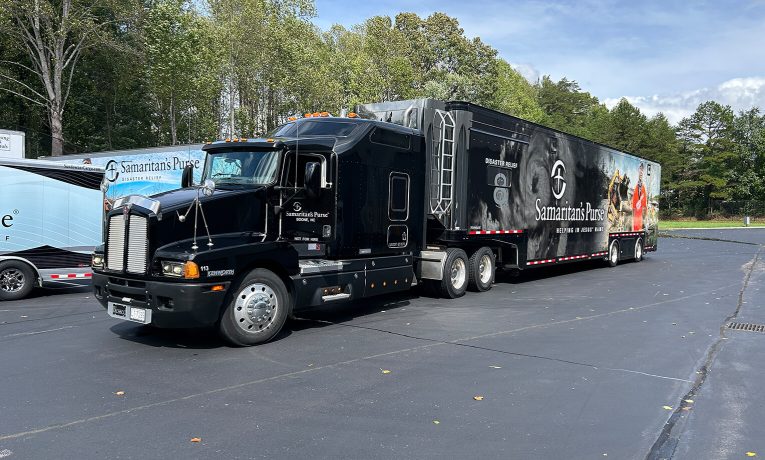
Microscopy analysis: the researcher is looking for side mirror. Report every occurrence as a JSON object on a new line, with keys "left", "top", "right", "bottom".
{"left": 304, "top": 162, "right": 321, "bottom": 199}
{"left": 181, "top": 164, "right": 194, "bottom": 188}
{"left": 202, "top": 179, "right": 215, "bottom": 197}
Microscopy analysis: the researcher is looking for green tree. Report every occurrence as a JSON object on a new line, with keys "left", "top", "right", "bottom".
{"left": 144, "top": 0, "right": 219, "bottom": 145}
{"left": 536, "top": 76, "right": 602, "bottom": 138}
{"left": 596, "top": 98, "right": 648, "bottom": 153}
{"left": 209, "top": 0, "right": 317, "bottom": 137}
{"left": 675, "top": 101, "right": 736, "bottom": 216}
{"left": 489, "top": 59, "right": 544, "bottom": 122}
{"left": 0, "top": 0, "right": 131, "bottom": 155}
{"left": 729, "top": 108, "right": 765, "bottom": 202}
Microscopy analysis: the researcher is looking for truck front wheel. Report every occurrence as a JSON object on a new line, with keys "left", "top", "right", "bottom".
{"left": 219, "top": 268, "right": 292, "bottom": 346}
{"left": 0, "top": 260, "right": 35, "bottom": 301}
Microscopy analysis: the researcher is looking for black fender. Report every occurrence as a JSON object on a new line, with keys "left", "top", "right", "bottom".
{"left": 154, "top": 234, "right": 299, "bottom": 283}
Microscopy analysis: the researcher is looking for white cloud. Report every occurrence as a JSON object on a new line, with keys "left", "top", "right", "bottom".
{"left": 509, "top": 62, "right": 540, "bottom": 84}
{"left": 604, "top": 77, "right": 765, "bottom": 124}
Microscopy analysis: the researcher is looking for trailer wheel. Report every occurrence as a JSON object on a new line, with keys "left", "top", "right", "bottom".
{"left": 0, "top": 260, "right": 35, "bottom": 301}
{"left": 440, "top": 248, "right": 469, "bottom": 298}
{"left": 634, "top": 239, "right": 644, "bottom": 262}
{"left": 219, "top": 268, "right": 292, "bottom": 346}
{"left": 468, "top": 247, "right": 495, "bottom": 292}
{"left": 608, "top": 241, "right": 620, "bottom": 267}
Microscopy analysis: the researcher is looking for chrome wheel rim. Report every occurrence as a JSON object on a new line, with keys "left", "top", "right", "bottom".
{"left": 479, "top": 254, "right": 493, "bottom": 284}
{"left": 233, "top": 283, "right": 278, "bottom": 332}
{"left": 610, "top": 244, "right": 618, "bottom": 264}
{"left": 0, "top": 268, "right": 24, "bottom": 293}
{"left": 451, "top": 258, "right": 467, "bottom": 290}
{"left": 636, "top": 241, "right": 642, "bottom": 260}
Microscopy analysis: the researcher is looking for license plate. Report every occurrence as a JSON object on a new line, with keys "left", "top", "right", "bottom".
{"left": 108, "top": 302, "right": 151, "bottom": 324}
{"left": 112, "top": 303, "right": 127, "bottom": 318}
{"left": 129, "top": 307, "right": 146, "bottom": 322}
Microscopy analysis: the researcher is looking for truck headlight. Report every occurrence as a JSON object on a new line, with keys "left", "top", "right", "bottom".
{"left": 92, "top": 254, "right": 104, "bottom": 269}
{"left": 161, "top": 260, "right": 199, "bottom": 279}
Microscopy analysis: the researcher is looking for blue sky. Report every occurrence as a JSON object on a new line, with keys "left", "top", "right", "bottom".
{"left": 313, "top": 0, "right": 765, "bottom": 123}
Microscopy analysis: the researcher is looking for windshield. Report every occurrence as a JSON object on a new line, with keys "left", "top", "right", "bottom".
{"left": 202, "top": 150, "right": 280, "bottom": 187}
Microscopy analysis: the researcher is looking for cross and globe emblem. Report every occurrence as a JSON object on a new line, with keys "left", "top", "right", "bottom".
{"left": 105, "top": 160, "right": 119, "bottom": 182}
{"left": 551, "top": 160, "right": 566, "bottom": 200}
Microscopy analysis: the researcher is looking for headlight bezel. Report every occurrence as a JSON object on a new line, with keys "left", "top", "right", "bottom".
{"left": 92, "top": 253, "right": 104, "bottom": 269}
{"left": 160, "top": 260, "right": 199, "bottom": 279}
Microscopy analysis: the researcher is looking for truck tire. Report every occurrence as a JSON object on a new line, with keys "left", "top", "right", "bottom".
{"left": 634, "top": 238, "right": 644, "bottom": 262}
{"left": 468, "top": 247, "right": 495, "bottom": 292}
{"left": 608, "top": 241, "right": 619, "bottom": 267}
{"left": 219, "top": 268, "right": 292, "bottom": 346}
{"left": 439, "top": 248, "right": 469, "bottom": 298}
{"left": 0, "top": 260, "right": 35, "bottom": 301}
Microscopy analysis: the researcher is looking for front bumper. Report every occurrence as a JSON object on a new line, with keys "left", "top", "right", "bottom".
{"left": 92, "top": 272, "right": 230, "bottom": 328}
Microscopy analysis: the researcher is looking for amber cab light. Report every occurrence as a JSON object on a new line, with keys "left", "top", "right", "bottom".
{"left": 184, "top": 261, "right": 200, "bottom": 279}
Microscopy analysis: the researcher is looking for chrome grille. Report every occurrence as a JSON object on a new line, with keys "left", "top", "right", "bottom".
{"left": 126, "top": 215, "right": 148, "bottom": 274}
{"left": 106, "top": 215, "right": 125, "bottom": 271}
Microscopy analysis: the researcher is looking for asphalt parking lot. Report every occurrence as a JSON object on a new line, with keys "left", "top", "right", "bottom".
{"left": 1, "top": 229, "right": 764, "bottom": 459}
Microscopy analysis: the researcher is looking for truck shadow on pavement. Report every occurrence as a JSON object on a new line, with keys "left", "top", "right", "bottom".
{"left": 107, "top": 259, "right": 629, "bottom": 349}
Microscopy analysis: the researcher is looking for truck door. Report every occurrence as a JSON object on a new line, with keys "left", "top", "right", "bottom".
{"left": 279, "top": 152, "right": 334, "bottom": 246}
{"left": 387, "top": 172, "right": 410, "bottom": 249}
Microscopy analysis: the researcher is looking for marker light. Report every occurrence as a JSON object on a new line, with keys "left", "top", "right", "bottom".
{"left": 183, "top": 261, "right": 200, "bottom": 279}
{"left": 266, "top": 138, "right": 274, "bottom": 143}
{"left": 348, "top": 112, "right": 358, "bottom": 118}
{"left": 288, "top": 116, "right": 297, "bottom": 121}
{"left": 312, "top": 112, "right": 320, "bottom": 117}
{"left": 320, "top": 112, "right": 330, "bottom": 117}
{"left": 304, "top": 113, "right": 312, "bottom": 118}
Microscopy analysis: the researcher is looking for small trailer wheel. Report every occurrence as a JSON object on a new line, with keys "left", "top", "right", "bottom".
{"left": 608, "top": 241, "right": 620, "bottom": 267}
{"left": 439, "top": 248, "right": 469, "bottom": 298}
{"left": 0, "top": 260, "right": 35, "bottom": 301}
{"left": 634, "top": 239, "right": 643, "bottom": 262}
{"left": 468, "top": 247, "right": 495, "bottom": 292}
{"left": 219, "top": 268, "right": 292, "bottom": 346}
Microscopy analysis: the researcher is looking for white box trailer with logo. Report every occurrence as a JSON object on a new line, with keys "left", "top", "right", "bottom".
{"left": 46, "top": 145, "right": 206, "bottom": 206}
{"left": 0, "top": 158, "right": 104, "bottom": 300}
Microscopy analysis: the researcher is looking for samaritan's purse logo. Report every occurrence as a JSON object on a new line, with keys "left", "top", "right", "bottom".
{"left": 105, "top": 159, "right": 120, "bottom": 182}
{"left": 551, "top": 159, "right": 566, "bottom": 200}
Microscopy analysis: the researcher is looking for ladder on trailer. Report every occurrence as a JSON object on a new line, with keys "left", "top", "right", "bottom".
{"left": 430, "top": 110, "right": 456, "bottom": 220}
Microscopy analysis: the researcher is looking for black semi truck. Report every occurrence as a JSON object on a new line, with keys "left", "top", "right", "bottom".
{"left": 92, "top": 99, "right": 661, "bottom": 345}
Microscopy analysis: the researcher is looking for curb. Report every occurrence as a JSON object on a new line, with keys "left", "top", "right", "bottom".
{"left": 662, "top": 227, "right": 765, "bottom": 231}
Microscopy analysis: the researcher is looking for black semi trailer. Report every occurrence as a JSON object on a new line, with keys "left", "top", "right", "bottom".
{"left": 92, "top": 99, "right": 660, "bottom": 345}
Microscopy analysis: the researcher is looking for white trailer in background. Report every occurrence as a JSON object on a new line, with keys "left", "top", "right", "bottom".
{"left": 0, "top": 129, "right": 25, "bottom": 159}
{"left": 0, "top": 158, "right": 104, "bottom": 300}
{"left": 46, "top": 145, "right": 206, "bottom": 205}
